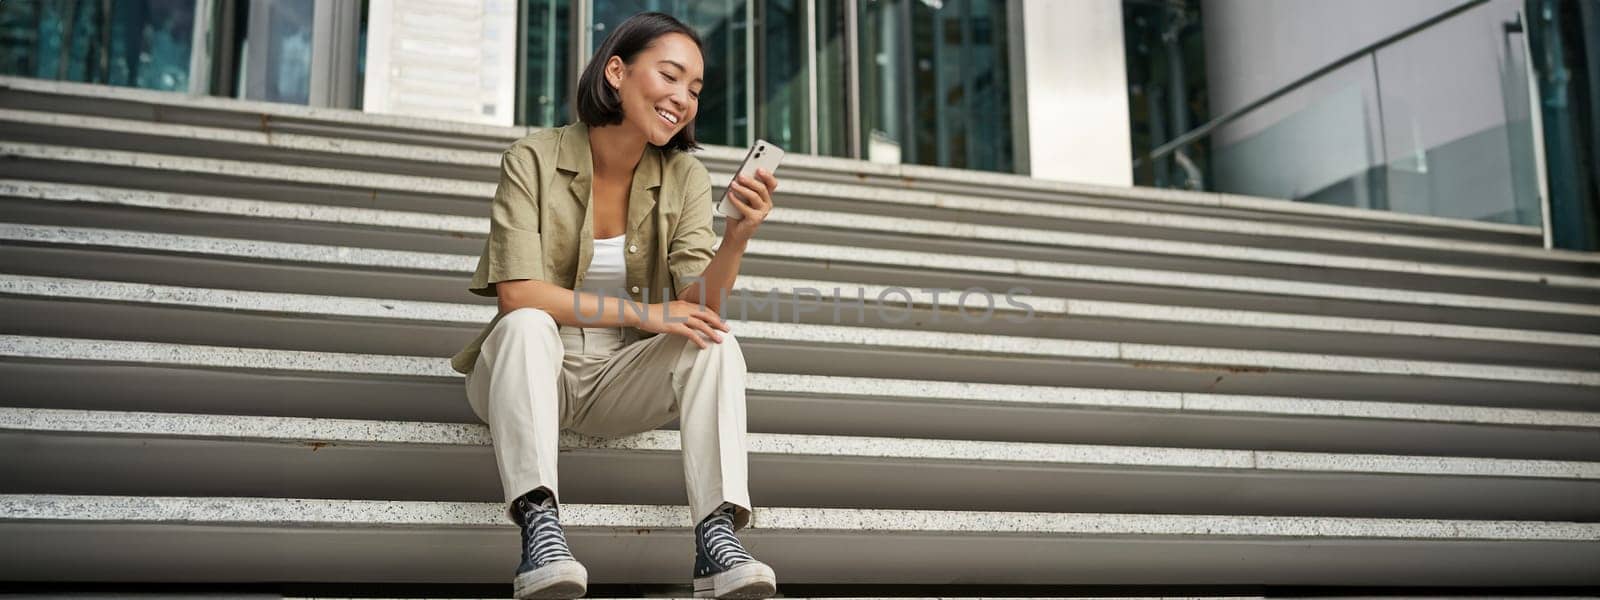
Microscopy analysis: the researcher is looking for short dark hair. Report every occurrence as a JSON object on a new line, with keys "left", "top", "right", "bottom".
{"left": 575, "top": 12, "right": 704, "bottom": 153}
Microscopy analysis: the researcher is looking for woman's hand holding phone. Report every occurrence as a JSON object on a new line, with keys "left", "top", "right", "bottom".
{"left": 722, "top": 168, "right": 778, "bottom": 241}
{"left": 719, "top": 140, "right": 783, "bottom": 243}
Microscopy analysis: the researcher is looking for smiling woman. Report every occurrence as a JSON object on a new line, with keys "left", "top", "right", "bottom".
{"left": 454, "top": 11, "right": 782, "bottom": 600}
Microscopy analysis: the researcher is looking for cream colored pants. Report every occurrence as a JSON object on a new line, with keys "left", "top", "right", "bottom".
{"left": 464, "top": 307, "right": 753, "bottom": 531}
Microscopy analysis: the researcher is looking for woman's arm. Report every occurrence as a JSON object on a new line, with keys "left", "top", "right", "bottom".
{"left": 496, "top": 279, "right": 639, "bottom": 328}
{"left": 675, "top": 235, "right": 746, "bottom": 313}
{"left": 675, "top": 168, "right": 778, "bottom": 313}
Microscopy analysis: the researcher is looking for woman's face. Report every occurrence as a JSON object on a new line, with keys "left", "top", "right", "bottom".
{"left": 604, "top": 32, "right": 704, "bottom": 147}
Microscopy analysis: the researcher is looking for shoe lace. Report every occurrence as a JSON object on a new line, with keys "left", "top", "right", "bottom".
{"left": 519, "top": 499, "right": 575, "bottom": 567}
{"left": 699, "top": 508, "right": 754, "bottom": 568}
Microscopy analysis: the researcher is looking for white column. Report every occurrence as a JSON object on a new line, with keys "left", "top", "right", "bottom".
{"left": 363, "top": 0, "right": 520, "bottom": 126}
{"left": 1014, "top": 0, "right": 1132, "bottom": 186}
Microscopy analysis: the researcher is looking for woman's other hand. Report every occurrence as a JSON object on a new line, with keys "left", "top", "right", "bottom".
{"left": 638, "top": 300, "right": 730, "bottom": 349}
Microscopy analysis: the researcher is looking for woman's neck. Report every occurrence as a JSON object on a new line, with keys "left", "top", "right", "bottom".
{"left": 586, "top": 122, "right": 646, "bottom": 179}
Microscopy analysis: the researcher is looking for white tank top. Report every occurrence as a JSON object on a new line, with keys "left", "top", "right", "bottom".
{"left": 577, "top": 234, "right": 628, "bottom": 298}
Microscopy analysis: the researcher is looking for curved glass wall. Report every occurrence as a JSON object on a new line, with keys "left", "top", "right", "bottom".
{"left": 1130, "top": 0, "right": 1548, "bottom": 227}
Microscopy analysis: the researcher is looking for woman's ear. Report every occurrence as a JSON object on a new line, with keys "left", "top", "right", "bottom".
{"left": 605, "top": 56, "right": 625, "bottom": 91}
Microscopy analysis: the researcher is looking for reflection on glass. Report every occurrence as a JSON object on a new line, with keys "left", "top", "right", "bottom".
{"left": 857, "top": 0, "right": 1012, "bottom": 171}
{"left": 859, "top": 0, "right": 902, "bottom": 163}
{"left": 813, "top": 0, "right": 849, "bottom": 157}
{"left": 1209, "top": 58, "right": 1385, "bottom": 211}
{"left": 592, "top": 0, "right": 747, "bottom": 147}
{"left": 757, "top": 0, "right": 808, "bottom": 154}
{"left": 0, "top": 0, "right": 196, "bottom": 91}
{"left": 1159, "top": 0, "right": 1541, "bottom": 226}
{"left": 258, "top": 0, "right": 313, "bottom": 105}
{"left": 1123, "top": 0, "right": 1208, "bottom": 190}
{"left": 1374, "top": 0, "right": 1540, "bottom": 225}
{"left": 523, "top": 0, "right": 572, "bottom": 127}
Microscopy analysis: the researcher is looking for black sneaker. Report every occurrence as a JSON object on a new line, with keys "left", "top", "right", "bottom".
{"left": 511, "top": 490, "right": 587, "bottom": 599}
{"left": 692, "top": 504, "right": 776, "bottom": 599}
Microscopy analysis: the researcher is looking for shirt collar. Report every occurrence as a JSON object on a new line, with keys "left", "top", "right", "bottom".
{"left": 555, "top": 120, "right": 664, "bottom": 191}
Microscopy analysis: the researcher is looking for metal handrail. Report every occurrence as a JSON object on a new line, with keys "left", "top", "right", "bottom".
{"left": 1137, "top": 0, "right": 1490, "bottom": 166}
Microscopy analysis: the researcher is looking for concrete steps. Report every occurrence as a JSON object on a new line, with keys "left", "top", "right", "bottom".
{"left": 4, "top": 406, "right": 1596, "bottom": 520}
{"left": 6, "top": 142, "right": 1599, "bottom": 303}
{"left": 1, "top": 75, "right": 1597, "bottom": 592}
{"left": 4, "top": 334, "right": 1597, "bottom": 459}
{"left": 3, "top": 495, "right": 1597, "bottom": 585}
{"left": 5, "top": 277, "right": 1599, "bottom": 408}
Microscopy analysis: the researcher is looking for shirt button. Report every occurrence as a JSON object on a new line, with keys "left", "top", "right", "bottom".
{"left": 630, "top": 286, "right": 641, "bottom": 294}
{"left": 628, "top": 244, "right": 638, "bottom": 253}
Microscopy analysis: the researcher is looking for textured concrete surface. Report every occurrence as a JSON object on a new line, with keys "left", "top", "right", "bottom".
{"left": 5, "top": 274, "right": 1599, "bottom": 385}
{"left": 16, "top": 270, "right": 1598, "bottom": 348}
{"left": 5, "top": 406, "right": 1597, "bottom": 480}
{"left": 3, "top": 334, "right": 1597, "bottom": 430}
{"left": 4, "top": 221, "right": 1595, "bottom": 317}
{"left": 6, "top": 494, "right": 1598, "bottom": 540}
{"left": 3, "top": 144, "right": 1591, "bottom": 285}
{"left": 0, "top": 107, "right": 500, "bottom": 166}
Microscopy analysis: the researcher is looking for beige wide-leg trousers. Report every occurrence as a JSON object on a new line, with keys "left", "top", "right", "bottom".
{"left": 464, "top": 307, "right": 753, "bottom": 532}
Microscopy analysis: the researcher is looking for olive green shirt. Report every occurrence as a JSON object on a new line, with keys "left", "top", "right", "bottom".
{"left": 450, "top": 121, "right": 718, "bottom": 375}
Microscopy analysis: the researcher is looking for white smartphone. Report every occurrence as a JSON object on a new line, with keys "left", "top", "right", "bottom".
{"left": 718, "top": 139, "right": 785, "bottom": 220}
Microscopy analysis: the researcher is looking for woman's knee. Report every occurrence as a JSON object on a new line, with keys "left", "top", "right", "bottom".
{"left": 496, "top": 307, "right": 559, "bottom": 339}
{"left": 484, "top": 308, "right": 563, "bottom": 358}
{"left": 697, "top": 330, "right": 746, "bottom": 367}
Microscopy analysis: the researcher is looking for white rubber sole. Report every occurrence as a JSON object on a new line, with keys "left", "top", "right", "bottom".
{"left": 513, "top": 560, "right": 588, "bottom": 600}
{"left": 693, "top": 561, "right": 777, "bottom": 599}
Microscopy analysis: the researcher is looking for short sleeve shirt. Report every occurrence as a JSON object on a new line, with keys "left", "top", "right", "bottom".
{"left": 450, "top": 121, "right": 718, "bottom": 375}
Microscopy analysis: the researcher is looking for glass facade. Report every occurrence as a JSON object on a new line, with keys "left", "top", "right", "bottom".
{"left": 521, "top": 0, "right": 572, "bottom": 127}
{"left": 812, "top": 0, "right": 850, "bottom": 157}
{"left": 1123, "top": 0, "right": 1208, "bottom": 191}
{"left": 0, "top": 0, "right": 1018, "bottom": 173}
{"left": 858, "top": 0, "right": 1013, "bottom": 171}
{"left": 1526, "top": 0, "right": 1600, "bottom": 251}
{"left": 0, "top": 0, "right": 197, "bottom": 92}
{"left": 250, "top": 0, "right": 314, "bottom": 105}
{"left": 756, "top": 0, "right": 808, "bottom": 156}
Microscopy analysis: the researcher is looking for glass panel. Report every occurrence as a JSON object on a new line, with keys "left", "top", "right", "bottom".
{"left": 1123, "top": 0, "right": 1209, "bottom": 190}
{"left": 1208, "top": 57, "right": 1386, "bottom": 210}
{"left": 0, "top": 0, "right": 196, "bottom": 91}
{"left": 522, "top": 0, "right": 572, "bottom": 127}
{"left": 1136, "top": 0, "right": 1546, "bottom": 227}
{"left": 592, "top": 0, "right": 748, "bottom": 147}
{"left": 858, "top": 0, "right": 904, "bottom": 163}
{"left": 812, "top": 0, "right": 849, "bottom": 157}
{"left": 923, "top": 0, "right": 1011, "bottom": 171}
{"left": 858, "top": 0, "right": 1013, "bottom": 171}
{"left": 1374, "top": 0, "right": 1540, "bottom": 225}
{"left": 756, "top": 0, "right": 808, "bottom": 153}
{"left": 248, "top": 0, "right": 313, "bottom": 104}
{"left": 1527, "top": 0, "right": 1600, "bottom": 250}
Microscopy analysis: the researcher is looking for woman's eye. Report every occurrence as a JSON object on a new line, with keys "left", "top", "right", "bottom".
{"left": 662, "top": 72, "right": 677, "bottom": 82}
